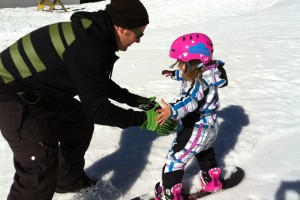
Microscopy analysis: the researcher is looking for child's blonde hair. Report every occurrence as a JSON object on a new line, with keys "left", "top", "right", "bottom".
{"left": 170, "top": 60, "right": 204, "bottom": 85}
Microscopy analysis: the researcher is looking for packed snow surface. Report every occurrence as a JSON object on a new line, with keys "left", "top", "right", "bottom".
{"left": 0, "top": 0, "right": 300, "bottom": 199}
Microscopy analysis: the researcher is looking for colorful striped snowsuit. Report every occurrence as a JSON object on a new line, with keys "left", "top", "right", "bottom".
{"left": 164, "top": 60, "right": 227, "bottom": 173}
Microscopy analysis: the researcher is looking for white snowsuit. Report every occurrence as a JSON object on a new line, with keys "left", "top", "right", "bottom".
{"left": 164, "top": 60, "right": 227, "bottom": 173}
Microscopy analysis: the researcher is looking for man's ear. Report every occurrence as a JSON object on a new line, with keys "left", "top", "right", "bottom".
{"left": 115, "top": 26, "right": 124, "bottom": 35}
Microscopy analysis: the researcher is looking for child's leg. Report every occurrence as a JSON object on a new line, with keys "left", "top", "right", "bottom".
{"left": 162, "top": 168, "right": 184, "bottom": 199}
{"left": 194, "top": 114, "right": 220, "bottom": 172}
{"left": 160, "top": 127, "right": 193, "bottom": 200}
{"left": 195, "top": 148, "right": 218, "bottom": 172}
{"left": 194, "top": 118, "right": 222, "bottom": 192}
{"left": 160, "top": 116, "right": 221, "bottom": 198}
{"left": 161, "top": 123, "right": 212, "bottom": 199}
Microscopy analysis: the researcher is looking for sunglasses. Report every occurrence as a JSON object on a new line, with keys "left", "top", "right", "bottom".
{"left": 132, "top": 28, "right": 144, "bottom": 40}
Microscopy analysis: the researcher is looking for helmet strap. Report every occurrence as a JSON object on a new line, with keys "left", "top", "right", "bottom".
{"left": 186, "top": 61, "right": 193, "bottom": 70}
{"left": 186, "top": 61, "right": 204, "bottom": 70}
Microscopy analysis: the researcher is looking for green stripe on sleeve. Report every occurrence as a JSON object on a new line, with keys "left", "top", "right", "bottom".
{"left": 62, "top": 22, "right": 76, "bottom": 46}
{"left": 22, "top": 34, "right": 46, "bottom": 73}
{"left": 49, "top": 23, "right": 65, "bottom": 60}
{"left": 81, "top": 19, "right": 92, "bottom": 29}
{"left": 0, "top": 57, "right": 15, "bottom": 83}
{"left": 10, "top": 42, "right": 32, "bottom": 79}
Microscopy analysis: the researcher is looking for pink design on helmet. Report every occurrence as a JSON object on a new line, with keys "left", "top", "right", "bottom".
{"left": 169, "top": 33, "right": 213, "bottom": 64}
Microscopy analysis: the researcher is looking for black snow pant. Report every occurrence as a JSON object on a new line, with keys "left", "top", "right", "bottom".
{"left": 162, "top": 126, "right": 218, "bottom": 191}
{"left": 0, "top": 94, "right": 94, "bottom": 200}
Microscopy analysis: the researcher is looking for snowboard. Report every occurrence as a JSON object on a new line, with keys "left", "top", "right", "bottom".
{"left": 131, "top": 166, "right": 244, "bottom": 200}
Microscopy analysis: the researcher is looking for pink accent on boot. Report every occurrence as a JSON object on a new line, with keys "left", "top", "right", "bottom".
{"left": 201, "top": 167, "right": 223, "bottom": 193}
{"left": 171, "top": 183, "right": 183, "bottom": 200}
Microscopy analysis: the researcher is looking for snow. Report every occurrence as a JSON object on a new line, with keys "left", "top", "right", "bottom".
{"left": 1, "top": 0, "right": 300, "bottom": 199}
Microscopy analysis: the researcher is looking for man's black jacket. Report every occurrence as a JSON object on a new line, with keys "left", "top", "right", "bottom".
{"left": 0, "top": 10, "right": 146, "bottom": 128}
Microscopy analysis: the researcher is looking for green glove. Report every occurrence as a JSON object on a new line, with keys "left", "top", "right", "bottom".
{"left": 141, "top": 105, "right": 177, "bottom": 136}
{"left": 136, "top": 96, "right": 158, "bottom": 111}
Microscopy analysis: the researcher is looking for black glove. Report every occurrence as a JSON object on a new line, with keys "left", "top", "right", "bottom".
{"left": 135, "top": 96, "right": 158, "bottom": 111}
{"left": 217, "top": 62, "right": 228, "bottom": 88}
{"left": 162, "top": 70, "right": 175, "bottom": 77}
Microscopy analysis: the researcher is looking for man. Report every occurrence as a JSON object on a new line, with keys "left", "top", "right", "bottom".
{"left": 0, "top": 0, "right": 176, "bottom": 199}
{"left": 80, "top": 0, "right": 104, "bottom": 4}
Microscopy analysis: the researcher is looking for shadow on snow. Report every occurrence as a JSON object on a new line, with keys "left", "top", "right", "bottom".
{"left": 184, "top": 105, "right": 249, "bottom": 179}
{"left": 275, "top": 180, "right": 300, "bottom": 200}
{"left": 85, "top": 128, "right": 159, "bottom": 199}
{"left": 84, "top": 105, "right": 249, "bottom": 199}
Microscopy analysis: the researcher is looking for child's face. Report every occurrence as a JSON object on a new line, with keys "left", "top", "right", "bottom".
{"left": 178, "top": 61, "right": 187, "bottom": 73}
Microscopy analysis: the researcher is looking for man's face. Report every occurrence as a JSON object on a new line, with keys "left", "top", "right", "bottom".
{"left": 115, "top": 25, "right": 146, "bottom": 51}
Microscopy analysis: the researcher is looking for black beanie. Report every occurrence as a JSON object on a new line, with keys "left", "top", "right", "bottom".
{"left": 105, "top": 0, "right": 149, "bottom": 29}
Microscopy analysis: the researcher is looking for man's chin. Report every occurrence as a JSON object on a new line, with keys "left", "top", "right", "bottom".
{"left": 120, "top": 47, "right": 128, "bottom": 51}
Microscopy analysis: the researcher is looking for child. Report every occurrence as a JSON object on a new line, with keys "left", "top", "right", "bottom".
{"left": 154, "top": 33, "right": 228, "bottom": 200}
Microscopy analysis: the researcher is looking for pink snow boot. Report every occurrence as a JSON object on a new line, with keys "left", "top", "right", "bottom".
{"left": 170, "top": 183, "right": 183, "bottom": 200}
{"left": 163, "top": 183, "right": 183, "bottom": 200}
{"left": 200, "top": 167, "right": 222, "bottom": 193}
{"left": 155, "top": 182, "right": 184, "bottom": 200}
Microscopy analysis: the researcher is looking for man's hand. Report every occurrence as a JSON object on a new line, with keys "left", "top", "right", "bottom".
{"left": 141, "top": 103, "right": 177, "bottom": 136}
{"left": 136, "top": 96, "right": 158, "bottom": 111}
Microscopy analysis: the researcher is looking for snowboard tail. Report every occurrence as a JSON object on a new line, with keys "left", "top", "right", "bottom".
{"left": 182, "top": 167, "right": 245, "bottom": 200}
{"left": 131, "top": 166, "right": 245, "bottom": 200}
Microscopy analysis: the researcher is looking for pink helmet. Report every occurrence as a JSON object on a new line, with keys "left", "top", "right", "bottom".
{"left": 169, "top": 33, "right": 213, "bottom": 64}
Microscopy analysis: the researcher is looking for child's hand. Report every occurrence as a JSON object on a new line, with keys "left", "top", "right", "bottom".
{"left": 155, "top": 98, "right": 171, "bottom": 125}
{"left": 162, "top": 70, "right": 173, "bottom": 77}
